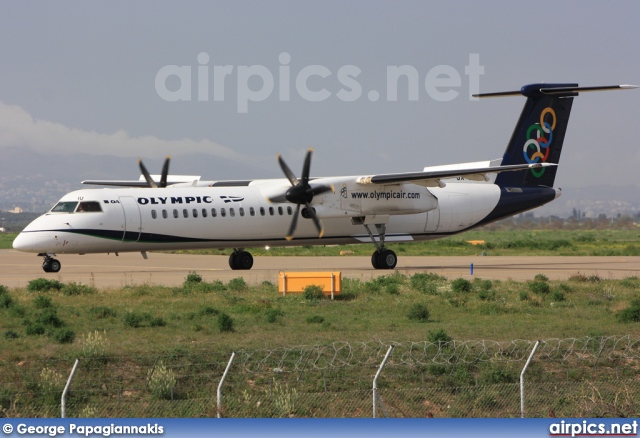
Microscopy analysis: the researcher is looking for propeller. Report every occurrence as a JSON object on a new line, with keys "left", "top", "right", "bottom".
{"left": 138, "top": 156, "right": 171, "bottom": 188}
{"left": 269, "top": 148, "right": 333, "bottom": 240}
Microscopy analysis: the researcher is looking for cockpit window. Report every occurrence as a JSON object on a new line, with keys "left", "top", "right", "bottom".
{"left": 50, "top": 201, "right": 78, "bottom": 213}
{"left": 76, "top": 201, "right": 103, "bottom": 213}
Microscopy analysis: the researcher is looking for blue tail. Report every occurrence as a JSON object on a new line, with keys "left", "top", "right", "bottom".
{"left": 493, "top": 83, "right": 576, "bottom": 188}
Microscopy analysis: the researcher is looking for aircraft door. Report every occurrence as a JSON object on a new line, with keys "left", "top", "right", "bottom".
{"left": 119, "top": 196, "right": 141, "bottom": 242}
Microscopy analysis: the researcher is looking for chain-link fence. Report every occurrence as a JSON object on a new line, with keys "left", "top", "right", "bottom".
{"left": 2, "top": 336, "right": 639, "bottom": 418}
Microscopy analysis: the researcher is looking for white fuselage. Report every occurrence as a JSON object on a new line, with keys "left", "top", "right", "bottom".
{"left": 13, "top": 176, "right": 504, "bottom": 254}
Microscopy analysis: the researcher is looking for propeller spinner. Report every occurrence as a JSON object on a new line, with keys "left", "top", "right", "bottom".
{"left": 269, "top": 149, "right": 333, "bottom": 240}
{"left": 138, "top": 156, "right": 171, "bottom": 188}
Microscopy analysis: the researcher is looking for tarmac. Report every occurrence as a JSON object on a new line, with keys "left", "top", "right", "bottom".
{"left": 1, "top": 249, "right": 639, "bottom": 289}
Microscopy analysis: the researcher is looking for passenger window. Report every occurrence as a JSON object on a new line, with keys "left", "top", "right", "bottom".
{"left": 192, "top": 209, "right": 198, "bottom": 218}
{"left": 76, "top": 201, "right": 102, "bottom": 213}
{"left": 151, "top": 210, "right": 157, "bottom": 219}
{"left": 269, "top": 207, "right": 274, "bottom": 216}
{"left": 221, "top": 208, "right": 226, "bottom": 217}
{"left": 230, "top": 208, "right": 235, "bottom": 217}
{"left": 250, "top": 207, "right": 255, "bottom": 216}
{"left": 173, "top": 209, "right": 178, "bottom": 219}
{"left": 260, "top": 207, "right": 265, "bottom": 216}
{"left": 211, "top": 208, "right": 217, "bottom": 217}
{"left": 287, "top": 206, "right": 292, "bottom": 215}
{"left": 202, "top": 208, "right": 207, "bottom": 218}
{"left": 239, "top": 207, "right": 245, "bottom": 217}
{"left": 278, "top": 206, "right": 283, "bottom": 215}
{"left": 162, "top": 210, "right": 168, "bottom": 219}
{"left": 183, "top": 209, "right": 189, "bottom": 218}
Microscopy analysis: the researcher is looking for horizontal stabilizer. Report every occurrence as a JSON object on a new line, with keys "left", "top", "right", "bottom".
{"left": 474, "top": 84, "right": 637, "bottom": 98}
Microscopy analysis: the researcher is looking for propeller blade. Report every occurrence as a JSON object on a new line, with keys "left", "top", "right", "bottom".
{"left": 138, "top": 159, "right": 158, "bottom": 188}
{"left": 309, "top": 184, "right": 334, "bottom": 197}
{"left": 285, "top": 204, "right": 301, "bottom": 241}
{"left": 267, "top": 193, "right": 288, "bottom": 203}
{"left": 301, "top": 148, "right": 312, "bottom": 186}
{"left": 305, "top": 202, "right": 324, "bottom": 238}
{"left": 160, "top": 156, "right": 171, "bottom": 188}
{"left": 277, "top": 154, "right": 299, "bottom": 186}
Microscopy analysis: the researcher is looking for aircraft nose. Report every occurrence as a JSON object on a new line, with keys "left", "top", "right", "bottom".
{"left": 12, "top": 232, "right": 39, "bottom": 252}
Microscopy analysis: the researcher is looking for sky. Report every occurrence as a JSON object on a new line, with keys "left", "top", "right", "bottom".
{"left": 0, "top": 0, "right": 638, "bottom": 189}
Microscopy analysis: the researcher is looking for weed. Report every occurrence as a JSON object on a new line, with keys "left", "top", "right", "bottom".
{"left": 147, "top": 361, "right": 176, "bottom": 400}
{"left": 550, "top": 290, "right": 566, "bottom": 302}
{"left": 534, "top": 274, "right": 549, "bottom": 282}
{"left": 33, "top": 295, "right": 53, "bottom": 309}
{"left": 0, "top": 284, "right": 8, "bottom": 296}
{"left": 0, "top": 292, "right": 13, "bottom": 309}
{"left": 25, "top": 323, "right": 45, "bottom": 336}
{"left": 4, "top": 330, "right": 19, "bottom": 339}
{"left": 39, "top": 367, "right": 64, "bottom": 395}
{"left": 483, "top": 366, "right": 517, "bottom": 384}
{"left": 217, "top": 312, "right": 235, "bottom": 333}
{"left": 407, "top": 303, "right": 430, "bottom": 322}
{"left": 519, "top": 291, "right": 530, "bottom": 301}
{"left": 620, "top": 277, "right": 640, "bottom": 289}
{"left": 36, "top": 308, "right": 65, "bottom": 328}
{"left": 228, "top": 277, "right": 248, "bottom": 292}
{"left": 303, "top": 285, "right": 324, "bottom": 301}
{"left": 80, "top": 330, "right": 108, "bottom": 359}
{"left": 149, "top": 317, "right": 167, "bottom": 327}
{"left": 451, "top": 278, "right": 472, "bottom": 293}
{"left": 198, "top": 306, "right": 218, "bottom": 317}
{"left": 386, "top": 284, "right": 400, "bottom": 295}
{"left": 529, "top": 281, "right": 551, "bottom": 295}
{"left": 62, "top": 282, "right": 96, "bottom": 296}
{"left": 123, "top": 311, "right": 144, "bottom": 328}
{"left": 616, "top": 299, "right": 640, "bottom": 323}
{"left": 185, "top": 271, "right": 202, "bottom": 284}
{"left": 89, "top": 306, "right": 117, "bottom": 319}
{"left": 271, "top": 381, "right": 298, "bottom": 417}
{"left": 569, "top": 273, "right": 601, "bottom": 283}
{"left": 265, "top": 309, "right": 284, "bottom": 323}
{"left": 306, "top": 315, "right": 325, "bottom": 324}
{"left": 49, "top": 328, "right": 75, "bottom": 344}
{"left": 27, "top": 278, "right": 64, "bottom": 293}
{"left": 428, "top": 328, "right": 452, "bottom": 344}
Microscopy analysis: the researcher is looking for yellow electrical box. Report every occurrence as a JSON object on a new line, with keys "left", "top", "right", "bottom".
{"left": 278, "top": 271, "right": 341, "bottom": 298}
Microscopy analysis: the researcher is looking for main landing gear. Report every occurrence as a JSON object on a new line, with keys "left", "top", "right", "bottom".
{"left": 229, "top": 249, "right": 253, "bottom": 270}
{"left": 362, "top": 223, "right": 397, "bottom": 270}
{"left": 41, "top": 254, "right": 61, "bottom": 273}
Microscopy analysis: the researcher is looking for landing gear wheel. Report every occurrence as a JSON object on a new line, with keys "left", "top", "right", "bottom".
{"left": 371, "top": 251, "right": 380, "bottom": 269}
{"left": 375, "top": 249, "right": 397, "bottom": 270}
{"left": 229, "top": 251, "right": 253, "bottom": 270}
{"left": 42, "top": 258, "right": 61, "bottom": 273}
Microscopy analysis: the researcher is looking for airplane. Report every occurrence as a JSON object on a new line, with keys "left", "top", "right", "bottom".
{"left": 12, "top": 82, "right": 636, "bottom": 273}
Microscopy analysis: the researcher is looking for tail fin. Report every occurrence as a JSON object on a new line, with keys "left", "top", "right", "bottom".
{"left": 476, "top": 83, "right": 636, "bottom": 188}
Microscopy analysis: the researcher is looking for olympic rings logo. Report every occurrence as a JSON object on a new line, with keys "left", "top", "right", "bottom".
{"left": 523, "top": 107, "right": 556, "bottom": 177}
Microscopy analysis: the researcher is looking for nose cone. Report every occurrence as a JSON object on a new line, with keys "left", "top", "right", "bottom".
{"left": 12, "top": 232, "right": 39, "bottom": 252}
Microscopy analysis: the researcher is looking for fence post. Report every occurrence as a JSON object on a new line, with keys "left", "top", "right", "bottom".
{"left": 217, "top": 352, "right": 236, "bottom": 418}
{"left": 373, "top": 345, "right": 394, "bottom": 418}
{"left": 520, "top": 340, "right": 540, "bottom": 418}
{"left": 61, "top": 358, "right": 80, "bottom": 418}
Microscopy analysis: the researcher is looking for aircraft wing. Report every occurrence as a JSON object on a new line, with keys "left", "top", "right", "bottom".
{"left": 82, "top": 175, "right": 203, "bottom": 187}
{"left": 356, "top": 162, "right": 556, "bottom": 187}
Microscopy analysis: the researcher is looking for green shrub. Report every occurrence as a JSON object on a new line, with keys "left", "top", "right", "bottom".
{"left": 303, "top": 284, "right": 325, "bottom": 301}
{"left": 27, "top": 278, "right": 64, "bottom": 292}
{"left": 427, "top": 364, "right": 447, "bottom": 376}
{"left": 484, "top": 366, "right": 517, "bottom": 384}
{"left": 428, "top": 328, "right": 452, "bottom": 344}
{"left": 620, "top": 276, "right": 640, "bottom": 289}
{"left": 89, "top": 306, "right": 117, "bottom": 319}
{"left": 474, "top": 278, "right": 493, "bottom": 291}
{"left": 227, "top": 277, "right": 247, "bottom": 291}
{"left": 519, "top": 291, "right": 529, "bottom": 301}
{"left": 0, "top": 285, "right": 9, "bottom": 296}
{"left": 451, "top": 278, "right": 472, "bottom": 293}
{"left": 534, "top": 274, "right": 549, "bottom": 282}
{"left": 185, "top": 271, "right": 202, "bottom": 284}
{"left": 0, "top": 292, "right": 13, "bottom": 309}
{"left": 265, "top": 309, "right": 284, "bottom": 323}
{"left": 33, "top": 295, "right": 53, "bottom": 309}
{"left": 198, "top": 306, "right": 218, "bottom": 317}
{"left": 407, "top": 303, "right": 430, "bottom": 322}
{"left": 478, "top": 289, "right": 495, "bottom": 301}
{"left": 616, "top": 299, "right": 640, "bottom": 323}
{"left": 217, "top": 312, "right": 235, "bottom": 333}
{"left": 123, "top": 311, "right": 144, "bottom": 328}
{"left": 9, "top": 304, "right": 25, "bottom": 317}
{"left": 4, "top": 330, "right": 19, "bottom": 339}
{"left": 36, "top": 308, "right": 65, "bottom": 327}
{"left": 529, "top": 281, "right": 550, "bottom": 295}
{"left": 25, "top": 323, "right": 46, "bottom": 336}
{"left": 550, "top": 290, "right": 566, "bottom": 302}
{"left": 306, "top": 315, "right": 325, "bottom": 324}
{"left": 49, "top": 328, "right": 75, "bottom": 344}
{"left": 149, "top": 317, "right": 167, "bottom": 327}
{"left": 386, "top": 284, "right": 400, "bottom": 295}
{"left": 62, "top": 282, "right": 96, "bottom": 296}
